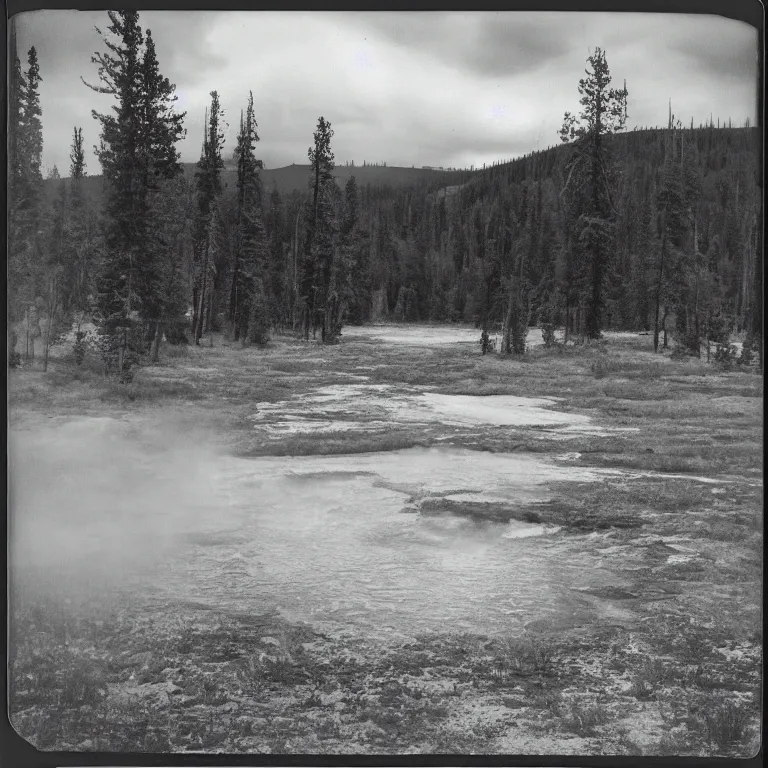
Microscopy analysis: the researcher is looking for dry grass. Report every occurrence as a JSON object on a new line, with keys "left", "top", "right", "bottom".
{"left": 7, "top": 325, "right": 763, "bottom": 755}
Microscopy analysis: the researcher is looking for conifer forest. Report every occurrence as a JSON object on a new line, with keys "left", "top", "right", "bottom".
{"left": 7, "top": 10, "right": 763, "bottom": 761}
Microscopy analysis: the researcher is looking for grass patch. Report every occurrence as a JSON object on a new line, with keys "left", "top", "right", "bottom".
{"left": 99, "top": 377, "right": 204, "bottom": 404}
{"left": 589, "top": 453, "right": 710, "bottom": 474}
{"left": 239, "top": 429, "right": 430, "bottom": 457}
{"left": 266, "top": 359, "right": 326, "bottom": 374}
{"left": 160, "top": 343, "right": 192, "bottom": 359}
{"left": 628, "top": 658, "right": 677, "bottom": 699}
{"left": 701, "top": 698, "right": 755, "bottom": 754}
{"left": 559, "top": 697, "right": 611, "bottom": 735}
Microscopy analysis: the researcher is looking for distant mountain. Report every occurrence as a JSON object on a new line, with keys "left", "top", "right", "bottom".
{"left": 47, "top": 162, "right": 473, "bottom": 204}
{"left": 181, "top": 162, "right": 471, "bottom": 195}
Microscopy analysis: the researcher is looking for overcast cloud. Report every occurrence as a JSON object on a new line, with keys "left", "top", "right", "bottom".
{"left": 14, "top": 10, "right": 759, "bottom": 177}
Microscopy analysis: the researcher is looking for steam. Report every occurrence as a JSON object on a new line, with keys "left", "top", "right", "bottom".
{"left": 8, "top": 415, "right": 227, "bottom": 607}
{"left": 9, "top": 411, "right": 598, "bottom": 637}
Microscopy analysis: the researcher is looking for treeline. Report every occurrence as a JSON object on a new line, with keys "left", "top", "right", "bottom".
{"left": 331, "top": 51, "right": 761, "bottom": 365}
{"left": 8, "top": 23, "right": 762, "bottom": 378}
{"left": 348, "top": 125, "right": 761, "bottom": 348}
{"left": 7, "top": 11, "right": 368, "bottom": 377}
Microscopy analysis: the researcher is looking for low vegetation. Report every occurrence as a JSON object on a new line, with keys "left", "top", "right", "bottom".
{"left": 8, "top": 329, "right": 761, "bottom": 756}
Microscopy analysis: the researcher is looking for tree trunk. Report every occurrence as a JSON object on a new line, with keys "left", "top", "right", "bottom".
{"left": 228, "top": 264, "right": 238, "bottom": 335}
{"left": 207, "top": 285, "right": 214, "bottom": 345}
{"left": 293, "top": 207, "right": 300, "bottom": 330}
{"left": 195, "top": 260, "right": 207, "bottom": 345}
{"left": 654, "top": 230, "right": 667, "bottom": 353}
{"left": 151, "top": 321, "right": 162, "bottom": 362}
{"left": 42, "top": 280, "right": 56, "bottom": 373}
{"left": 118, "top": 332, "right": 125, "bottom": 379}
{"left": 694, "top": 275, "right": 701, "bottom": 357}
{"left": 503, "top": 286, "right": 514, "bottom": 354}
{"left": 42, "top": 320, "right": 51, "bottom": 372}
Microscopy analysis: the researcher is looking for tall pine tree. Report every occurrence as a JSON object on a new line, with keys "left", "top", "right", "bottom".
{"left": 303, "top": 116, "right": 336, "bottom": 341}
{"left": 560, "top": 48, "right": 628, "bottom": 339}
{"left": 229, "top": 92, "right": 267, "bottom": 343}
{"left": 84, "top": 11, "right": 185, "bottom": 374}
{"left": 192, "top": 91, "right": 225, "bottom": 344}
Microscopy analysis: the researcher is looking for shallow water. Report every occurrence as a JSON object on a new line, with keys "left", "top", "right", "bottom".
{"left": 340, "top": 324, "right": 648, "bottom": 349}
{"left": 250, "top": 384, "right": 617, "bottom": 437}
{"left": 10, "top": 418, "right": 614, "bottom": 640}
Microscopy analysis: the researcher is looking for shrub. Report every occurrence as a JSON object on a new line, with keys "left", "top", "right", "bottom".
{"left": 713, "top": 343, "right": 738, "bottom": 371}
{"left": 655, "top": 729, "right": 690, "bottom": 755}
{"left": 480, "top": 330, "right": 494, "bottom": 355}
{"left": 492, "top": 633, "right": 556, "bottom": 677}
{"left": 561, "top": 698, "right": 611, "bottom": 735}
{"left": 247, "top": 281, "right": 271, "bottom": 346}
{"left": 540, "top": 689, "right": 564, "bottom": 716}
{"left": 590, "top": 357, "right": 615, "bottom": 378}
{"left": 738, "top": 337, "right": 757, "bottom": 367}
{"left": 73, "top": 331, "right": 88, "bottom": 365}
{"left": 164, "top": 321, "right": 189, "bottom": 345}
{"left": 628, "top": 658, "right": 671, "bottom": 699}
{"left": 541, "top": 323, "right": 557, "bottom": 348}
{"left": 57, "top": 658, "right": 108, "bottom": 709}
{"left": 702, "top": 698, "right": 752, "bottom": 752}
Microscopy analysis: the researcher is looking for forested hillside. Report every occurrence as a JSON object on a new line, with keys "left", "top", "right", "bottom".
{"left": 353, "top": 127, "right": 761, "bottom": 344}
{"left": 47, "top": 163, "right": 470, "bottom": 204}
{"left": 8, "top": 11, "right": 762, "bottom": 377}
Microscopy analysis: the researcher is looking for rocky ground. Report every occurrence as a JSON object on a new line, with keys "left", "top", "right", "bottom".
{"left": 7, "top": 325, "right": 763, "bottom": 757}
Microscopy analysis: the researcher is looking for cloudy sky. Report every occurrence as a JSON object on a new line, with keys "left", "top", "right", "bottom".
{"left": 15, "top": 10, "right": 759, "bottom": 177}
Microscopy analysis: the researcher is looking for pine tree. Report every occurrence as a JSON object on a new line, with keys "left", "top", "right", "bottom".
{"left": 20, "top": 47, "right": 44, "bottom": 211}
{"left": 266, "top": 186, "right": 288, "bottom": 328}
{"left": 9, "top": 44, "right": 46, "bottom": 337}
{"left": 193, "top": 91, "right": 225, "bottom": 344}
{"left": 70, "top": 126, "right": 87, "bottom": 180}
{"left": 229, "top": 92, "right": 267, "bottom": 343}
{"left": 38, "top": 176, "right": 66, "bottom": 371}
{"left": 139, "top": 29, "right": 187, "bottom": 354}
{"left": 303, "top": 116, "right": 337, "bottom": 341}
{"left": 7, "top": 20, "right": 26, "bottom": 334}
{"left": 84, "top": 11, "right": 186, "bottom": 375}
{"left": 654, "top": 137, "right": 687, "bottom": 352}
{"left": 8, "top": 19, "right": 25, "bottom": 207}
{"left": 326, "top": 175, "right": 367, "bottom": 334}
{"left": 65, "top": 126, "right": 96, "bottom": 317}
{"left": 560, "top": 48, "right": 628, "bottom": 339}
